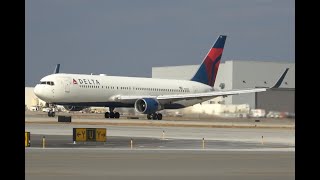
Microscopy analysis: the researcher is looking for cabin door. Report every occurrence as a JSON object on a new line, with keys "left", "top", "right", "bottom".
{"left": 61, "top": 78, "right": 71, "bottom": 93}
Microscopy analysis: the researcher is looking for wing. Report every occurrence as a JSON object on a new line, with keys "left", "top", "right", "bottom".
{"left": 115, "top": 68, "right": 289, "bottom": 104}
{"left": 157, "top": 88, "right": 267, "bottom": 102}
{"left": 116, "top": 88, "right": 267, "bottom": 104}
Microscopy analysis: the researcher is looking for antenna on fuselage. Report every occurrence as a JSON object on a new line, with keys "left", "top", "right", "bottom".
{"left": 53, "top": 64, "right": 60, "bottom": 74}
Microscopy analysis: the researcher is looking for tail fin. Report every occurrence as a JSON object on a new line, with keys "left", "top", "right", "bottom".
{"left": 191, "top": 35, "right": 227, "bottom": 86}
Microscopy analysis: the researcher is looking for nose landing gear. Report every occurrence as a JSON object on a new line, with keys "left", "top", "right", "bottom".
{"left": 48, "top": 110, "right": 55, "bottom": 117}
{"left": 46, "top": 104, "right": 56, "bottom": 117}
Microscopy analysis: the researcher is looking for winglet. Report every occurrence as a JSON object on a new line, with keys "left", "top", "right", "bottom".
{"left": 271, "top": 68, "right": 289, "bottom": 88}
{"left": 53, "top": 64, "right": 60, "bottom": 74}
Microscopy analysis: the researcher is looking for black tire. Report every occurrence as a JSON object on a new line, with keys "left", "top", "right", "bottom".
{"left": 157, "top": 113, "right": 162, "bottom": 120}
{"left": 147, "top": 114, "right": 151, "bottom": 120}
{"left": 48, "top": 111, "right": 52, "bottom": 117}
{"left": 51, "top": 112, "right": 55, "bottom": 117}
{"left": 105, "top": 112, "right": 110, "bottom": 118}
{"left": 114, "top": 112, "right": 120, "bottom": 119}
{"left": 110, "top": 112, "right": 115, "bottom": 118}
{"left": 152, "top": 113, "right": 158, "bottom": 120}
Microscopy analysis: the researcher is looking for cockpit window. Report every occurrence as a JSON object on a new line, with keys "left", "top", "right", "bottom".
{"left": 40, "top": 81, "right": 55, "bottom": 86}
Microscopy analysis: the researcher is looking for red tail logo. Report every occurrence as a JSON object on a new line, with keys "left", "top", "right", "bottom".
{"left": 73, "top": 79, "right": 78, "bottom": 84}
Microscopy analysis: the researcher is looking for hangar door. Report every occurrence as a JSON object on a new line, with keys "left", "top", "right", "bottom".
{"left": 255, "top": 88, "right": 295, "bottom": 113}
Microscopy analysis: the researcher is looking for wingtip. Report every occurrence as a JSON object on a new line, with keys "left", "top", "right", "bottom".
{"left": 54, "top": 64, "right": 60, "bottom": 74}
{"left": 271, "top": 68, "right": 289, "bottom": 89}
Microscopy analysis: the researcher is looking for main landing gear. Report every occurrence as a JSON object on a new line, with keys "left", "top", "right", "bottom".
{"left": 104, "top": 107, "right": 120, "bottom": 119}
{"left": 147, "top": 113, "right": 162, "bottom": 120}
{"left": 48, "top": 110, "right": 55, "bottom": 117}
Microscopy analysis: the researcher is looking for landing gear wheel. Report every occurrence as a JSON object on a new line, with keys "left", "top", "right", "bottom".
{"left": 157, "top": 113, "right": 162, "bottom": 120}
{"left": 48, "top": 111, "right": 55, "bottom": 117}
{"left": 105, "top": 112, "right": 110, "bottom": 118}
{"left": 110, "top": 112, "right": 115, "bottom": 118}
{"left": 147, "top": 114, "right": 152, "bottom": 120}
{"left": 114, "top": 112, "right": 120, "bottom": 119}
{"left": 152, "top": 113, "right": 158, "bottom": 120}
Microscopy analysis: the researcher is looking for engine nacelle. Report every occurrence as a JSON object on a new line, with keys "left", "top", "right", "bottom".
{"left": 63, "top": 105, "right": 87, "bottom": 111}
{"left": 134, "top": 98, "right": 162, "bottom": 114}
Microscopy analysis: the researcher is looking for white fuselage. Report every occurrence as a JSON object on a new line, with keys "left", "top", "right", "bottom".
{"left": 34, "top": 73, "right": 213, "bottom": 109}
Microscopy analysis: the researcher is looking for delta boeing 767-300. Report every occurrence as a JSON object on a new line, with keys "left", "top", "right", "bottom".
{"left": 33, "top": 35, "right": 289, "bottom": 120}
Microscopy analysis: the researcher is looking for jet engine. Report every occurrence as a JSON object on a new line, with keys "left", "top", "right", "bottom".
{"left": 134, "top": 98, "right": 162, "bottom": 114}
{"left": 63, "top": 105, "right": 87, "bottom": 111}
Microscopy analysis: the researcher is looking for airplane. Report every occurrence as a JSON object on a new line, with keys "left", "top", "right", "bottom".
{"left": 33, "top": 35, "right": 289, "bottom": 120}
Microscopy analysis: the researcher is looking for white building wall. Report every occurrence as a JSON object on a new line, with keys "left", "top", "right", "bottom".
{"left": 213, "top": 61, "right": 233, "bottom": 104}
{"left": 25, "top": 87, "right": 37, "bottom": 108}
{"left": 25, "top": 87, "right": 46, "bottom": 108}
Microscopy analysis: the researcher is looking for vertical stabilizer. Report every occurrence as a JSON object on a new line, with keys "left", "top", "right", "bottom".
{"left": 191, "top": 35, "right": 227, "bottom": 87}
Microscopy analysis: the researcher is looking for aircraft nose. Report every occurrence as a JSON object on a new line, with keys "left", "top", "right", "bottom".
{"left": 34, "top": 85, "right": 43, "bottom": 99}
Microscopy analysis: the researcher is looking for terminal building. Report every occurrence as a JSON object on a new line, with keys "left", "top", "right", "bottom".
{"left": 152, "top": 60, "right": 295, "bottom": 113}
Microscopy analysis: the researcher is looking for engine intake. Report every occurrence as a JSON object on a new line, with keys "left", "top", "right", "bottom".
{"left": 63, "top": 106, "right": 87, "bottom": 111}
{"left": 134, "top": 98, "right": 161, "bottom": 114}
